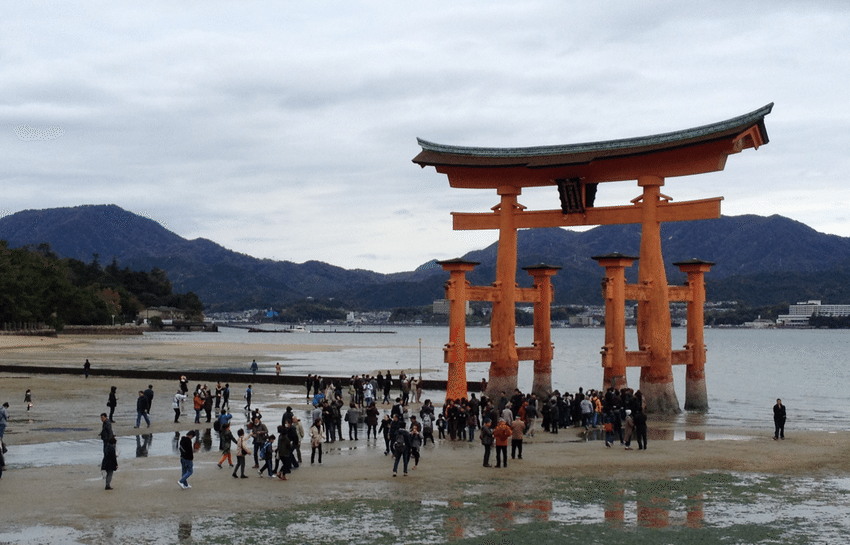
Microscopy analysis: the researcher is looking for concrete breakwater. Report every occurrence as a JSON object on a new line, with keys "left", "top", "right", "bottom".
{"left": 0, "top": 363, "right": 461, "bottom": 391}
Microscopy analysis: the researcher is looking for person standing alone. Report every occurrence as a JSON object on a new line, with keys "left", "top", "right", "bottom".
{"left": 773, "top": 398, "right": 786, "bottom": 440}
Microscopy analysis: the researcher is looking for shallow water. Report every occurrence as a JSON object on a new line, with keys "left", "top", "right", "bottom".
{"left": 147, "top": 326, "right": 850, "bottom": 432}
{"left": 2, "top": 472, "right": 848, "bottom": 544}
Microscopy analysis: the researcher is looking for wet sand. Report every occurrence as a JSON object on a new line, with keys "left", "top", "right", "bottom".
{"left": 1, "top": 334, "right": 848, "bottom": 530}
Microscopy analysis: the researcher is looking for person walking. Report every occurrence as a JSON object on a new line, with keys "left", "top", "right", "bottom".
{"left": 218, "top": 423, "right": 236, "bottom": 469}
{"left": 143, "top": 385, "right": 154, "bottom": 412}
{"left": 107, "top": 387, "right": 118, "bottom": 423}
{"left": 409, "top": 425, "right": 422, "bottom": 470}
{"left": 221, "top": 383, "right": 230, "bottom": 412}
{"left": 244, "top": 385, "right": 253, "bottom": 412}
{"left": 84, "top": 359, "right": 91, "bottom": 378}
{"left": 101, "top": 436, "right": 118, "bottom": 490}
{"left": 391, "top": 425, "right": 411, "bottom": 477}
{"left": 134, "top": 390, "right": 150, "bottom": 428}
{"left": 177, "top": 430, "right": 196, "bottom": 489}
{"left": 250, "top": 359, "right": 258, "bottom": 375}
{"left": 773, "top": 398, "right": 787, "bottom": 440}
{"left": 172, "top": 390, "right": 187, "bottom": 423}
{"left": 233, "top": 428, "right": 250, "bottom": 478}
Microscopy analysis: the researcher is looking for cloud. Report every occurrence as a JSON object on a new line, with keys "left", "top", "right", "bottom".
{"left": 0, "top": 1, "right": 848, "bottom": 274}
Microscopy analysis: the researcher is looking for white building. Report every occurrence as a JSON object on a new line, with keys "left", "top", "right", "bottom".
{"left": 777, "top": 300, "right": 850, "bottom": 326}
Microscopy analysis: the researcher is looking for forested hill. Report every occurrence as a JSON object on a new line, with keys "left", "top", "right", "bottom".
{"left": 0, "top": 241, "right": 202, "bottom": 327}
{"left": 2, "top": 204, "right": 850, "bottom": 311}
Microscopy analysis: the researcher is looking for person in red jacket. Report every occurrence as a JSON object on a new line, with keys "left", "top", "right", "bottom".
{"left": 493, "top": 418, "right": 512, "bottom": 468}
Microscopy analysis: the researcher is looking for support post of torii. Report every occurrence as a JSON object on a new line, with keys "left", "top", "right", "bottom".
{"left": 636, "top": 176, "right": 678, "bottom": 413}
{"left": 593, "top": 253, "right": 638, "bottom": 391}
{"left": 488, "top": 187, "right": 522, "bottom": 399}
{"left": 438, "top": 258, "right": 478, "bottom": 401}
{"left": 523, "top": 263, "right": 561, "bottom": 398}
{"left": 675, "top": 258, "right": 714, "bottom": 411}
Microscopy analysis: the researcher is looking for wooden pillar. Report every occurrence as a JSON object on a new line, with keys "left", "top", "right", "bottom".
{"left": 675, "top": 258, "right": 714, "bottom": 411}
{"left": 593, "top": 253, "right": 638, "bottom": 391}
{"left": 636, "top": 176, "right": 679, "bottom": 413}
{"left": 487, "top": 186, "right": 521, "bottom": 399}
{"left": 438, "top": 259, "right": 478, "bottom": 401}
{"left": 523, "top": 264, "right": 561, "bottom": 398}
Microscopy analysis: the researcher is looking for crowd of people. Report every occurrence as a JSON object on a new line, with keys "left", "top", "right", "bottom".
{"left": 0, "top": 367, "right": 786, "bottom": 492}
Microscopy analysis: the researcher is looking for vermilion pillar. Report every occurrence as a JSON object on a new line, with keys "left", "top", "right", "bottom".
{"left": 438, "top": 258, "right": 479, "bottom": 400}
{"left": 488, "top": 186, "right": 521, "bottom": 398}
{"left": 674, "top": 258, "right": 714, "bottom": 411}
{"left": 593, "top": 253, "right": 638, "bottom": 391}
{"left": 637, "top": 176, "right": 679, "bottom": 413}
{"left": 523, "top": 263, "right": 561, "bottom": 398}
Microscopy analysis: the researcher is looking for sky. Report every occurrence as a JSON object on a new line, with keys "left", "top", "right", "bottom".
{"left": 1, "top": 1, "right": 849, "bottom": 273}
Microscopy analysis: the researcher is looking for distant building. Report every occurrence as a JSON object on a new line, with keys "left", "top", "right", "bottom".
{"left": 777, "top": 300, "right": 850, "bottom": 326}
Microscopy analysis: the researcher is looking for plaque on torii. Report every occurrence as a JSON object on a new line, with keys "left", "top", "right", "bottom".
{"left": 414, "top": 104, "right": 772, "bottom": 412}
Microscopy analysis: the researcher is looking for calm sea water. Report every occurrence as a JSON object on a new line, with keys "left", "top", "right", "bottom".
{"left": 150, "top": 325, "right": 850, "bottom": 432}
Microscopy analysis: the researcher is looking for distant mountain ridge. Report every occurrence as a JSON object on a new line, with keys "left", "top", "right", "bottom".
{"left": 2, "top": 204, "right": 850, "bottom": 311}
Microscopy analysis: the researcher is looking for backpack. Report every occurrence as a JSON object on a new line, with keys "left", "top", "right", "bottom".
{"left": 213, "top": 418, "right": 221, "bottom": 432}
{"left": 259, "top": 442, "right": 271, "bottom": 459}
{"left": 393, "top": 432, "right": 406, "bottom": 453}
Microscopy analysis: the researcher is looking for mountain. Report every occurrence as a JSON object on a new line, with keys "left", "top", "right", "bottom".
{"left": 2, "top": 204, "right": 850, "bottom": 311}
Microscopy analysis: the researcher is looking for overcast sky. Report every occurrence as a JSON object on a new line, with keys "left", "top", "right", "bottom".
{"left": 2, "top": 2, "right": 848, "bottom": 273}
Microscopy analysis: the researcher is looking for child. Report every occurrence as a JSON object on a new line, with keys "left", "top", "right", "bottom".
{"left": 24, "top": 389, "right": 33, "bottom": 411}
{"left": 436, "top": 414, "right": 446, "bottom": 440}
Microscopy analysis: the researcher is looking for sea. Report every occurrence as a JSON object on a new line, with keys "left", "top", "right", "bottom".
{"left": 3, "top": 325, "right": 849, "bottom": 544}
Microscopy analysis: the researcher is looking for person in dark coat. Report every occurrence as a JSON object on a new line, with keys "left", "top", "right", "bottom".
{"left": 633, "top": 408, "right": 648, "bottom": 450}
{"left": 107, "top": 386, "right": 118, "bottom": 423}
{"left": 101, "top": 436, "right": 118, "bottom": 490}
{"left": 773, "top": 399, "right": 787, "bottom": 440}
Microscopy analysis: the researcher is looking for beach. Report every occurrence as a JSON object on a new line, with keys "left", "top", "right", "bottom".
{"left": 1, "top": 334, "right": 849, "bottom": 542}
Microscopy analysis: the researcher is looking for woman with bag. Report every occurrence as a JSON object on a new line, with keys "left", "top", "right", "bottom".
{"left": 233, "top": 428, "right": 251, "bottom": 478}
{"left": 310, "top": 419, "right": 323, "bottom": 464}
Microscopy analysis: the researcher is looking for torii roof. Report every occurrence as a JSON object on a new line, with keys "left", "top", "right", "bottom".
{"left": 413, "top": 103, "right": 772, "bottom": 188}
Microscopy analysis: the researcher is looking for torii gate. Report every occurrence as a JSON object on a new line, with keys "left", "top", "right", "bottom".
{"left": 414, "top": 104, "right": 772, "bottom": 412}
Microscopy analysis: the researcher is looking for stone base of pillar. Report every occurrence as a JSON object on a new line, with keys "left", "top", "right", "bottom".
{"left": 603, "top": 374, "right": 628, "bottom": 392}
{"left": 684, "top": 377, "right": 708, "bottom": 411}
{"left": 531, "top": 373, "right": 551, "bottom": 399}
{"left": 486, "top": 372, "right": 517, "bottom": 402}
{"left": 640, "top": 379, "right": 681, "bottom": 414}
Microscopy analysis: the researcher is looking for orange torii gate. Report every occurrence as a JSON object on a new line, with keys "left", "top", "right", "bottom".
{"left": 414, "top": 103, "right": 772, "bottom": 412}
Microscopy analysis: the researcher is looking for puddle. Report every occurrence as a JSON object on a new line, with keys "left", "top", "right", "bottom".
{"left": 577, "top": 427, "right": 755, "bottom": 443}
{"left": 2, "top": 472, "right": 848, "bottom": 544}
